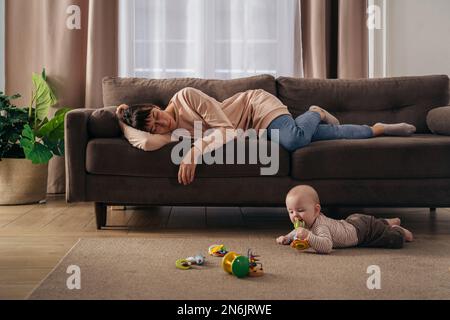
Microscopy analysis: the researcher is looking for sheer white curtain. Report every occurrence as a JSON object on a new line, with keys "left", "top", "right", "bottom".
{"left": 0, "top": 0, "right": 5, "bottom": 91}
{"left": 119, "top": 0, "right": 301, "bottom": 79}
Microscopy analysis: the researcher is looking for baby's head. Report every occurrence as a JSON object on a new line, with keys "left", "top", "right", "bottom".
{"left": 286, "top": 185, "right": 321, "bottom": 228}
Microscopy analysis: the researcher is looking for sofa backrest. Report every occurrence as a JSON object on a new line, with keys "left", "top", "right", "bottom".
{"left": 92, "top": 74, "right": 277, "bottom": 138}
{"left": 277, "top": 75, "right": 449, "bottom": 133}
{"left": 102, "top": 74, "right": 277, "bottom": 107}
{"left": 92, "top": 74, "right": 449, "bottom": 138}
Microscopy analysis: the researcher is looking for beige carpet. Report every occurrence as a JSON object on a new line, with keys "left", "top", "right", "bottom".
{"left": 28, "top": 237, "right": 450, "bottom": 300}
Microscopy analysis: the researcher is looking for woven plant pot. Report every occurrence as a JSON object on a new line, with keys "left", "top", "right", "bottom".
{"left": 0, "top": 159, "right": 48, "bottom": 205}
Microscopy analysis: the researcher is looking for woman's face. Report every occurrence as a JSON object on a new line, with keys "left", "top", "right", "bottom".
{"left": 146, "top": 108, "right": 177, "bottom": 134}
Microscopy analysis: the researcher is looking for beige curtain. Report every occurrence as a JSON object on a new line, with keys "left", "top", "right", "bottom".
{"left": 6, "top": 0, "right": 118, "bottom": 194}
{"left": 298, "top": 0, "right": 368, "bottom": 79}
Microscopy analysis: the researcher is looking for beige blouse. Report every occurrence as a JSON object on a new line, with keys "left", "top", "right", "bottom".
{"left": 118, "top": 87, "right": 291, "bottom": 155}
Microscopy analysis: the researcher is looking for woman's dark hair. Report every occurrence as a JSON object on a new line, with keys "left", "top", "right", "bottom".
{"left": 121, "top": 104, "right": 160, "bottom": 131}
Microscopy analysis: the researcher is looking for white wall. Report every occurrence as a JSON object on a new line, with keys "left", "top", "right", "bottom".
{"left": 0, "top": 0, "right": 5, "bottom": 92}
{"left": 386, "top": 0, "right": 450, "bottom": 77}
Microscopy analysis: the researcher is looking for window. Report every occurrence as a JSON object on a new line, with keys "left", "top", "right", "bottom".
{"left": 119, "top": 0, "right": 299, "bottom": 79}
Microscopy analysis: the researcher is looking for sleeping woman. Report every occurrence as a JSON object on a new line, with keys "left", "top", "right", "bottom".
{"left": 116, "top": 87, "right": 416, "bottom": 186}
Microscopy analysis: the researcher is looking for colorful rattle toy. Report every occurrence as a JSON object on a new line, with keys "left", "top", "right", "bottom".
{"left": 176, "top": 254, "right": 205, "bottom": 270}
{"left": 208, "top": 244, "right": 229, "bottom": 257}
{"left": 291, "top": 219, "right": 310, "bottom": 251}
{"left": 222, "top": 249, "right": 264, "bottom": 278}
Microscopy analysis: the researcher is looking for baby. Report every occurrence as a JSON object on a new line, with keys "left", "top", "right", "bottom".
{"left": 277, "top": 185, "right": 414, "bottom": 254}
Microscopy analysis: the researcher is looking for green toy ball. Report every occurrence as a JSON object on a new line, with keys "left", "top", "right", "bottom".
{"left": 223, "top": 252, "right": 251, "bottom": 278}
{"left": 231, "top": 256, "right": 250, "bottom": 278}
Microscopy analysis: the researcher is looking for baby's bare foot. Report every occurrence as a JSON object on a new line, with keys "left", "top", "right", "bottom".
{"left": 385, "top": 218, "right": 401, "bottom": 226}
{"left": 392, "top": 225, "right": 414, "bottom": 242}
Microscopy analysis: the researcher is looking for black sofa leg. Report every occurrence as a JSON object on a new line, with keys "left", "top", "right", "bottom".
{"left": 430, "top": 208, "right": 437, "bottom": 214}
{"left": 95, "top": 203, "right": 108, "bottom": 230}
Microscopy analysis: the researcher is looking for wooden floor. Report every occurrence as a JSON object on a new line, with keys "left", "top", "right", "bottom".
{"left": 0, "top": 194, "right": 449, "bottom": 300}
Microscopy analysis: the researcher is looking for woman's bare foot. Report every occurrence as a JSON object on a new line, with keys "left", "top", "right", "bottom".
{"left": 392, "top": 225, "right": 414, "bottom": 242}
{"left": 309, "top": 106, "right": 340, "bottom": 125}
{"left": 385, "top": 218, "right": 401, "bottom": 226}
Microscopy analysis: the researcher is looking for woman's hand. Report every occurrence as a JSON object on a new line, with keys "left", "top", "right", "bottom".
{"left": 178, "top": 161, "right": 197, "bottom": 186}
{"left": 116, "top": 104, "right": 129, "bottom": 118}
{"left": 178, "top": 147, "right": 201, "bottom": 186}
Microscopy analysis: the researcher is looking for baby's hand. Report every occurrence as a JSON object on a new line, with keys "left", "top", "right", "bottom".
{"left": 276, "top": 236, "right": 291, "bottom": 245}
{"left": 295, "top": 227, "right": 310, "bottom": 241}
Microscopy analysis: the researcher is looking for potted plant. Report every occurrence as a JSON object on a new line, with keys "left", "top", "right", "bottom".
{"left": 0, "top": 69, "right": 70, "bottom": 205}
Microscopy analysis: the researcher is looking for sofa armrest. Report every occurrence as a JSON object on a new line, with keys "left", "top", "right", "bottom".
{"left": 427, "top": 106, "right": 450, "bottom": 135}
{"left": 65, "top": 108, "right": 95, "bottom": 202}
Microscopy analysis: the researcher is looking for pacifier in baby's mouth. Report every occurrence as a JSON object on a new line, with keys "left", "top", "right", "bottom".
{"left": 293, "top": 218, "right": 306, "bottom": 230}
{"left": 292, "top": 218, "right": 310, "bottom": 250}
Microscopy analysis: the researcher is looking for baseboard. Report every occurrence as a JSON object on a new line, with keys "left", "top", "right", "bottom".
{"left": 111, "top": 206, "right": 127, "bottom": 211}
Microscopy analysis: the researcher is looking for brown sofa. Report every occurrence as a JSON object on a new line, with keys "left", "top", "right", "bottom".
{"left": 65, "top": 74, "right": 450, "bottom": 230}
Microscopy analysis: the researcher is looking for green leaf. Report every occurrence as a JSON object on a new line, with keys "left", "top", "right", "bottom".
{"left": 43, "top": 137, "right": 65, "bottom": 157}
{"left": 19, "top": 125, "right": 36, "bottom": 153}
{"left": 32, "top": 73, "right": 57, "bottom": 122}
{"left": 38, "top": 108, "right": 70, "bottom": 141}
{"left": 29, "top": 143, "right": 53, "bottom": 164}
{"left": 55, "top": 107, "right": 70, "bottom": 118}
{"left": 0, "top": 92, "right": 28, "bottom": 160}
{"left": 36, "top": 117, "right": 49, "bottom": 131}
{"left": 19, "top": 125, "right": 53, "bottom": 164}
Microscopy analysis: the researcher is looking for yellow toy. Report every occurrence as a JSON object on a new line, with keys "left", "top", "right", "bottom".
{"left": 175, "top": 255, "right": 205, "bottom": 270}
{"left": 291, "top": 239, "right": 310, "bottom": 250}
{"left": 208, "top": 244, "right": 228, "bottom": 257}
{"left": 222, "top": 249, "right": 264, "bottom": 278}
{"left": 248, "top": 250, "right": 264, "bottom": 277}
{"left": 291, "top": 219, "right": 310, "bottom": 251}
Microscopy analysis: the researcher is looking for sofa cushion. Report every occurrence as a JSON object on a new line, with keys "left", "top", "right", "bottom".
{"left": 86, "top": 138, "right": 290, "bottom": 178}
{"left": 102, "top": 74, "right": 277, "bottom": 108}
{"left": 277, "top": 75, "right": 450, "bottom": 133}
{"left": 88, "top": 106, "right": 121, "bottom": 138}
{"left": 291, "top": 134, "right": 450, "bottom": 180}
{"left": 427, "top": 106, "right": 450, "bottom": 135}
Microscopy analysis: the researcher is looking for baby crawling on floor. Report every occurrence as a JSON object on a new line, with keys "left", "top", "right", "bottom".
{"left": 276, "top": 185, "right": 414, "bottom": 254}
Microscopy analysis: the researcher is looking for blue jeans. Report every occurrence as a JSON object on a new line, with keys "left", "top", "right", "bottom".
{"left": 267, "top": 112, "right": 374, "bottom": 152}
